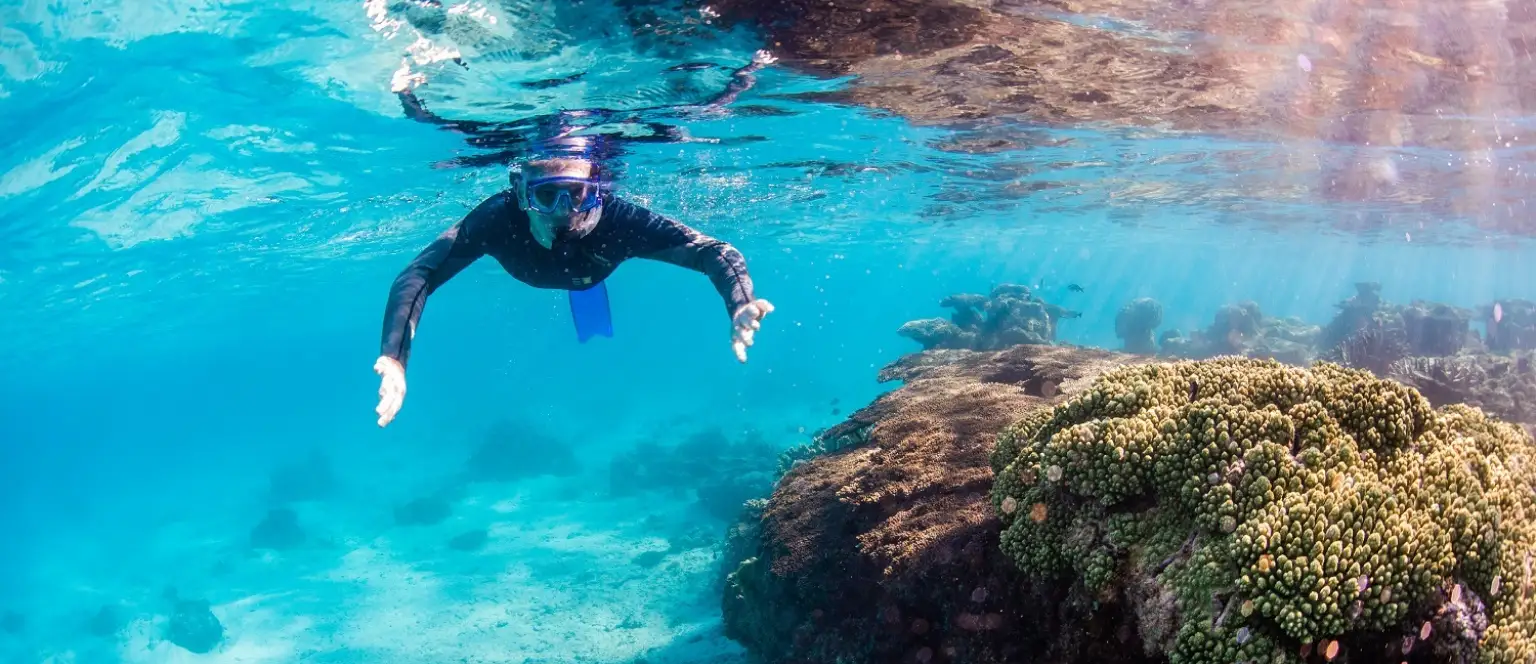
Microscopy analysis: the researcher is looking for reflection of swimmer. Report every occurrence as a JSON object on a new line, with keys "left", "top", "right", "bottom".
{"left": 371, "top": 149, "right": 774, "bottom": 428}
{"left": 390, "top": 50, "right": 777, "bottom": 168}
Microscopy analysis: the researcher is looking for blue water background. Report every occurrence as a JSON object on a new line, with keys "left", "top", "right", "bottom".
{"left": 3, "top": 0, "right": 1536, "bottom": 661}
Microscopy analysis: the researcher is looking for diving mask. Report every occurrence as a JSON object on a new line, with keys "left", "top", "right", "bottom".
{"left": 523, "top": 174, "right": 603, "bottom": 215}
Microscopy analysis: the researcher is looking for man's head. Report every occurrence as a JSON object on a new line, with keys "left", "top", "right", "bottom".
{"left": 514, "top": 156, "right": 604, "bottom": 248}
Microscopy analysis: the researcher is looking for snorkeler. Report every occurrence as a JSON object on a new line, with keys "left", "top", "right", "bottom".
{"left": 370, "top": 151, "right": 774, "bottom": 428}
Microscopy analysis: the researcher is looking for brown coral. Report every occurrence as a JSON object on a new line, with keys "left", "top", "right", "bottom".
{"left": 721, "top": 345, "right": 1158, "bottom": 663}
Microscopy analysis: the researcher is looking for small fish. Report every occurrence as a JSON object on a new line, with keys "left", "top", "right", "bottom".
{"left": 1189, "top": 379, "right": 1199, "bottom": 401}
{"left": 1495, "top": 302, "right": 1504, "bottom": 323}
{"left": 1067, "top": 284, "right": 1084, "bottom": 292}
{"left": 831, "top": 397, "right": 841, "bottom": 405}
{"left": 831, "top": 408, "right": 841, "bottom": 416}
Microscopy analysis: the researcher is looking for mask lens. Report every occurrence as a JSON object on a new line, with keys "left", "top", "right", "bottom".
{"left": 528, "top": 179, "right": 593, "bottom": 212}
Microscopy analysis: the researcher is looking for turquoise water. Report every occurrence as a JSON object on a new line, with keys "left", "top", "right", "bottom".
{"left": 2, "top": 0, "right": 1535, "bottom": 662}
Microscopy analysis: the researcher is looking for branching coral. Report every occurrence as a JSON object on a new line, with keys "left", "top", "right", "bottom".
{"left": 1326, "top": 323, "right": 1411, "bottom": 376}
{"left": 1390, "top": 354, "right": 1536, "bottom": 432}
{"left": 990, "top": 357, "right": 1536, "bottom": 664}
{"left": 1320, "top": 283, "right": 1476, "bottom": 360}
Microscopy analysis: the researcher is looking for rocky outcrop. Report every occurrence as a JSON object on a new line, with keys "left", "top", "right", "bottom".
{"left": 721, "top": 344, "right": 1159, "bottom": 664}
{"left": 721, "top": 342, "right": 1536, "bottom": 664}
{"left": 898, "top": 284, "right": 1080, "bottom": 351}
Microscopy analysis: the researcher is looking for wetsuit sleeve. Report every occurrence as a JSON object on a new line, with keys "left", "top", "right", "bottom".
{"left": 379, "top": 195, "right": 505, "bottom": 369}
{"left": 611, "top": 200, "right": 755, "bottom": 316}
{"left": 701, "top": 56, "right": 770, "bottom": 108}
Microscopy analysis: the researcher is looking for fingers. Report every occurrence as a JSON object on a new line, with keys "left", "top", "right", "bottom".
{"left": 729, "top": 298, "right": 775, "bottom": 364}
{"left": 376, "top": 385, "right": 403, "bottom": 427}
{"left": 373, "top": 358, "right": 406, "bottom": 427}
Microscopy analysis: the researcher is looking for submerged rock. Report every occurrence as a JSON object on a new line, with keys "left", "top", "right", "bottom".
{"left": 899, "top": 284, "right": 1079, "bottom": 352}
{"left": 167, "top": 598, "right": 223, "bottom": 654}
{"left": 267, "top": 449, "right": 335, "bottom": 504}
{"left": 86, "top": 604, "right": 124, "bottom": 638}
{"left": 394, "top": 495, "right": 451, "bottom": 526}
{"left": 608, "top": 426, "right": 781, "bottom": 516}
{"left": 1389, "top": 352, "right": 1536, "bottom": 434}
{"left": 1114, "top": 297, "right": 1162, "bottom": 355}
{"left": 722, "top": 344, "right": 1154, "bottom": 663}
{"left": 723, "top": 343, "right": 1536, "bottom": 664}
{"left": 249, "top": 508, "right": 305, "bottom": 550}
{"left": 464, "top": 419, "right": 580, "bottom": 482}
{"left": 1484, "top": 300, "right": 1536, "bottom": 352}
{"left": 1158, "top": 300, "right": 1319, "bottom": 365}
{"left": 447, "top": 528, "right": 489, "bottom": 552}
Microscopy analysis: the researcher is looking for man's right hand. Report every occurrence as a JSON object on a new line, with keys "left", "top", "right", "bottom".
{"left": 374, "top": 356, "right": 407, "bottom": 427}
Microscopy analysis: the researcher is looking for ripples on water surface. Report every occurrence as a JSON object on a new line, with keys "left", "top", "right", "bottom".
{"left": 1, "top": 0, "right": 1535, "bottom": 662}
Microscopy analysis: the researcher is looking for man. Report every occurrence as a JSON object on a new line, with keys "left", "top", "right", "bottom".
{"left": 371, "top": 153, "right": 773, "bottom": 428}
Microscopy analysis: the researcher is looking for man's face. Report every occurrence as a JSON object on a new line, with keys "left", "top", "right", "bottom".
{"left": 520, "top": 158, "right": 602, "bottom": 248}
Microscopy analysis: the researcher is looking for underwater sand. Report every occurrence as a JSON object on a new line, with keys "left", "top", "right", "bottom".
{"left": 10, "top": 417, "right": 768, "bottom": 664}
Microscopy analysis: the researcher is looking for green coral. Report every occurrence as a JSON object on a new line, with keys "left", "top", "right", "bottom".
{"left": 990, "top": 356, "right": 1536, "bottom": 664}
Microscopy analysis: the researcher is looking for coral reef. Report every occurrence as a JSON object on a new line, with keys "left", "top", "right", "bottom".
{"left": 899, "top": 284, "right": 1080, "bottom": 351}
{"left": 448, "top": 528, "right": 489, "bottom": 552}
{"left": 266, "top": 449, "right": 335, "bottom": 504}
{"left": 1327, "top": 324, "right": 1411, "bottom": 377}
{"left": 1319, "top": 283, "right": 1477, "bottom": 365}
{"left": 1389, "top": 353, "right": 1536, "bottom": 435}
{"left": 1485, "top": 300, "right": 1536, "bottom": 353}
{"left": 991, "top": 357, "right": 1536, "bottom": 664}
{"left": 1160, "top": 302, "right": 1319, "bottom": 365}
{"left": 86, "top": 604, "right": 124, "bottom": 638}
{"left": 608, "top": 427, "right": 782, "bottom": 520}
{"left": 721, "top": 344, "right": 1157, "bottom": 663}
{"left": 463, "top": 419, "right": 580, "bottom": 482}
{"left": 166, "top": 596, "right": 223, "bottom": 654}
{"left": 723, "top": 343, "right": 1536, "bottom": 664}
{"left": 249, "top": 508, "right": 305, "bottom": 550}
{"left": 1116, "top": 298, "right": 1163, "bottom": 355}
{"left": 394, "top": 495, "right": 451, "bottom": 526}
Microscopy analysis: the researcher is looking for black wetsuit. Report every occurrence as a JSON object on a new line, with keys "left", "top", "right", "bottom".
{"left": 379, "top": 191, "right": 755, "bottom": 368}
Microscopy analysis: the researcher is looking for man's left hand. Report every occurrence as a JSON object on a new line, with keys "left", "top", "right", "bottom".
{"left": 732, "top": 299, "right": 775, "bottom": 363}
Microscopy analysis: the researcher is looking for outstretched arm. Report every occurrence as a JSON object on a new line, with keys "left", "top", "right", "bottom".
{"left": 699, "top": 50, "right": 777, "bottom": 109}
{"left": 379, "top": 194, "right": 505, "bottom": 369}
{"left": 609, "top": 199, "right": 754, "bottom": 315}
{"left": 607, "top": 198, "right": 773, "bottom": 361}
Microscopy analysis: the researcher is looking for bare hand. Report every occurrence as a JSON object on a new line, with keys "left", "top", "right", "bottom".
{"left": 374, "top": 356, "right": 407, "bottom": 427}
{"left": 391, "top": 59, "right": 425, "bottom": 93}
{"left": 731, "top": 299, "right": 774, "bottom": 363}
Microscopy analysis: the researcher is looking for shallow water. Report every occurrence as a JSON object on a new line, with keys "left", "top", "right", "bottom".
{"left": 2, "top": 0, "right": 1534, "bottom": 662}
